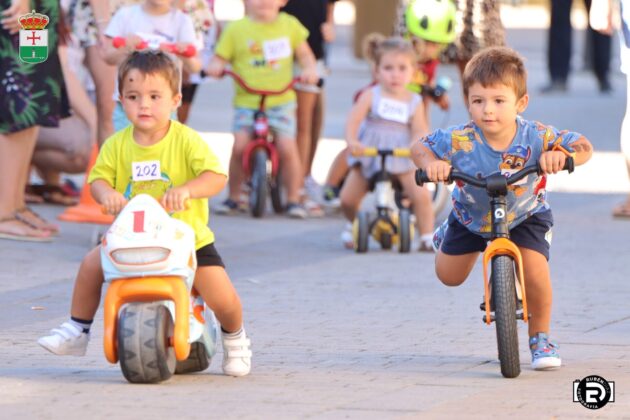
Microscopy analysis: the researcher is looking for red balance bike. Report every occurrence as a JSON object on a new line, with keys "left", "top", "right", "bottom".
{"left": 221, "top": 70, "right": 321, "bottom": 218}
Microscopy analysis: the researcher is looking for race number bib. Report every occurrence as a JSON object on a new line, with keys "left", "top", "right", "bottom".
{"left": 263, "top": 37, "right": 291, "bottom": 62}
{"left": 377, "top": 98, "right": 409, "bottom": 124}
{"left": 132, "top": 160, "right": 162, "bottom": 182}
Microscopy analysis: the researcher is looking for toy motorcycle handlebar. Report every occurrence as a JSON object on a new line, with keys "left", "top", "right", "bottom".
{"left": 216, "top": 69, "right": 323, "bottom": 95}
{"left": 111, "top": 36, "right": 197, "bottom": 58}
{"left": 415, "top": 157, "right": 575, "bottom": 188}
{"left": 101, "top": 198, "right": 190, "bottom": 215}
{"left": 351, "top": 147, "right": 411, "bottom": 158}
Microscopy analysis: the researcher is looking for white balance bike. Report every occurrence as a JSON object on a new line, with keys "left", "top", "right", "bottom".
{"left": 101, "top": 194, "right": 219, "bottom": 383}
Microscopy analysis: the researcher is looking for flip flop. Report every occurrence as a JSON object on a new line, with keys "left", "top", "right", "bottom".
{"left": 612, "top": 202, "right": 630, "bottom": 219}
{"left": 25, "top": 184, "right": 78, "bottom": 206}
{"left": 0, "top": 216, "right": 53, "bottom": 242}
{"left": 15, "top": 206, "right": 60, "bottom": 234}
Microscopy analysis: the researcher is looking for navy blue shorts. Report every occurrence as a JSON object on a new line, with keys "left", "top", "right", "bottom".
{"left": 196, "top": 243, "right": 225, "bottom": 267}
{"left": 440, "top": 210, "right": 554, "bottom": 260}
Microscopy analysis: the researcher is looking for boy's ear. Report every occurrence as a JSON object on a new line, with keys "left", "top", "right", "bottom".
{"left": 173, "top": 92, "right": 183, "bottom": 109}
{"left": 516, "top": 93, "right": 529, "bottom": 113}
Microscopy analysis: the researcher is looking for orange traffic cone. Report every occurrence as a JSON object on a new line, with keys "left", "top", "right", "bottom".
{"left": 58, "top": 144, "right": 114, "bottom": 224}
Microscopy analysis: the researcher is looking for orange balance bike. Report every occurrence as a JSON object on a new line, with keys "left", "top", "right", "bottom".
{"left": 416, "top": 157, "right": 574, "bottom": 378}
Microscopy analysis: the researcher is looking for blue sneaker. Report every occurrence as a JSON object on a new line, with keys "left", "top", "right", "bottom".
{"left": 529, "top": 332, "right": 561, "bottom": 370}
{"left": 432, "top": 218, "right": 449, "bottom": 252}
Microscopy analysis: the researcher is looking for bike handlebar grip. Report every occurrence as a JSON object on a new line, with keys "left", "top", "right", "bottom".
{"left": 564, "top": 156, "right": 575, "bottom": 173}
{"left": 112, "top": 37, "right": 125, "bottom": 48}
{"left": 415, "top": 169, "right": 428, "bottom": 186}
{"left": 178, "top": 44, "right": 197, "bottom": 57}
{"left": 392, "top": 148, "right": 411, "bottom": 158}
{"left": 361, "top": 147, "right": 378, "bottom": 157}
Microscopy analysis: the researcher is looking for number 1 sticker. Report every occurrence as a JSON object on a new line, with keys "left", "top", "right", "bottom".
{"left": 132, "top": 160, "right": 162, "bottom": 182}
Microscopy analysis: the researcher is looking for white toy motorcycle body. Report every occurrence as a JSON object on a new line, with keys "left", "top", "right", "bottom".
{"left": 101, "top": 194, "right": 219, "bottom": 383}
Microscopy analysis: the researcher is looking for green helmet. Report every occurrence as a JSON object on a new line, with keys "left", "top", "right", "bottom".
{"left": 405, "top": 0, "right": 457, "bottom": 44}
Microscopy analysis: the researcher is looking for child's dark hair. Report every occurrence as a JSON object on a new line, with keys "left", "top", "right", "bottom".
{"left": 462, "top": 47, "right": 527, "bottom": 100}
{"left": 363, "top": 35, "right": 416, "bottom": 67}
{"left": 118, "top": 51, "right": 180, "bottom": 96}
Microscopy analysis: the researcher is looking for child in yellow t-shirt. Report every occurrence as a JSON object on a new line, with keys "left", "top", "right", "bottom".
{"left": 205, "top": 0, "right": 319, "bottom": 219}
{"left": 38, "top": 51, "right": 252, "bottom": 377}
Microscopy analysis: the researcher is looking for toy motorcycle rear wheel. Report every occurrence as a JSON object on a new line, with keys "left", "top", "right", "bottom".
{"left": 175, "top": 342, "right": 211, "bottom": 374}
{"left": 118, "top": 302, "right": 176, "bottom": 384}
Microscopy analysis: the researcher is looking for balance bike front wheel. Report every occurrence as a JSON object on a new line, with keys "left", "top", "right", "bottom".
{"left": 249, "top": 149, "right": 268, "bottom": 218}
{"left": 353, "top": 211, "right": 369, "bottom": 253}
{"left": 398, "top": 208, "right": 412, "bottom": 253}
{"left": 491, "top": 255, "right": 521, "bottom": 378}
{"left": 117, "top": 302, "right": 176, "bottom": 383}
{"left": 270, "top": 166, "right": 284, "bottom": 214}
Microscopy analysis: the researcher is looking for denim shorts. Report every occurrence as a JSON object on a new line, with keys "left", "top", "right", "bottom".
{"left": 440, "top": 210, "right": 554, "bottom": 260}
{"left": 233, "top": 103, "right": 296, "bottom": 139}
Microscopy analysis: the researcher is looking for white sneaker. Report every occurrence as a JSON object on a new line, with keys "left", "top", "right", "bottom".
{"left": 286, "top": 203, "right": 308, "bottom": 219}
{"left": 222, "top": 329, "right": 252, "bottom": 377}
{"left": 38, "top": 322, "right": 90, "bottom": 356}
{"left": 340, "top": 222, "right": 353, "bottom": 249}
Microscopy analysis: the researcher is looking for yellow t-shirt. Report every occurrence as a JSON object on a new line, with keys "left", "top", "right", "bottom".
{"left": 215, "top": 13, "right": 309, "bottom": 109}
{"left": 88, "top": 121, "right": 226, "bottom": 250}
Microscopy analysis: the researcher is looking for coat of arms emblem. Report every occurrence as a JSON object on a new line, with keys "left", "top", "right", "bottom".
{"left": 18, "top": 10, "right": 49, "bottom": 64}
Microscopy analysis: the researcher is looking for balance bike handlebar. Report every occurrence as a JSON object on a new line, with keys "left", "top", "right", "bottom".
{"left": 415, "top": 157, "right": 575, "bottom": 188}
{"left": 112, "top": 37, "right": 197, "bottom": 58}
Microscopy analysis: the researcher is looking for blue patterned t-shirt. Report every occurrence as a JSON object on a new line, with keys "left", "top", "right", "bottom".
{"left": 422, "top": 116, "right": 584, "bottom": 237}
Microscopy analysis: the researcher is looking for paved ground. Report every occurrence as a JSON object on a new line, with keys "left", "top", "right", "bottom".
{"left": 1, "top": 7, "right": 630, "bottom": 420}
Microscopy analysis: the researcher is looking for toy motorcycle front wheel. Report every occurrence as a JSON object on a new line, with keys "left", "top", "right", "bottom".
{"left": 118, "top": 302, "right": 176, "bottom": 384}
{"left": 249, "top": 149, "right": 268, "bottom": 218}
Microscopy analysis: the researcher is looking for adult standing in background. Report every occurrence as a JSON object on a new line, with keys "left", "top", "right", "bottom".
{"left": 281, "top": 0, "right": 337, "bottom": 216}
{"left": 0, "top": 0, "right": 69, "bottom": 241}
{"left": 542, "top": 0, "right": 612, "bottom": 93}
{"left": 591, "top": 0, "right": 630, "bottom": 217}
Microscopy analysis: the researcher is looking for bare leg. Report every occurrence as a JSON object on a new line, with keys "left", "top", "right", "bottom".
{"left": 70, "top": 246, "right": 105, "bottom": 320}
{"left": 32, "top": 148, "right": 90, "bottom": 174}
{"left": 295, "top": 89, "right": 318, "bottom": 177}
{"left": 520, "top": 247, "right": 553, "bottom": 337}
{"left": 85, "top": 45, "right": 115, "bottom": 145}
{"left": 228, "top": 130, "right": 251, "bottom": 202}
{"left": 0, "top": 128, "right": 50, "bottom": 239}
{"left": 339, "top": 167, "right": 369, "bottom": 221}
{"left": 177, "top": 101, "right": 192, "bottom": 124}
{"left": 396, "top": 171, "right": 434, "bottom": 235}
{"left": 306, "top": 91, "right": 324, "bottom": 175}
{"left": 325, "top": 148, "right": 350, "bottom": 187}
{"left": 435, "top": 251, "right": 479, "bottom": 286}
{"left": 194, "top": 266, "right": 243, "bottom": 333}
{"left": 276, "top": 136, "right": 304, "bottom": 203}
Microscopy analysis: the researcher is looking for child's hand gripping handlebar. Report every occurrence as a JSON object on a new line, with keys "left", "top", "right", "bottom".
{"left": 112, "top": 36, "right": 197, "bottom": 57}
{"left": 415, "top": 157, "right": 575, "bottom": 188}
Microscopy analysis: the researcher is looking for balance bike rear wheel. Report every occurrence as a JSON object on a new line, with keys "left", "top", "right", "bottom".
{"left": 491, "top": 255, "right": 521, "bottom": 378}
{"left": 249, "top": 149, "right": 268, "bottom": 218}
{"left": 354, "top": 211, "right": 369, "bottom": 253}
{"left": 118, "top": 302, "right": 176, "bottom": 383}
{"left": 398, "top": 208, "right": 412, "bottom": 253}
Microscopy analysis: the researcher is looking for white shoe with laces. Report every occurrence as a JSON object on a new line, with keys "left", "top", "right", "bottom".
{"left": 340, "top": 222, "right": 354, "bottom": 249}
{"left": 38, "top": 322, "right": 90, "bottom": 356}
{"left": 222, "top": 329, "right": 252, "bottom": 377}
